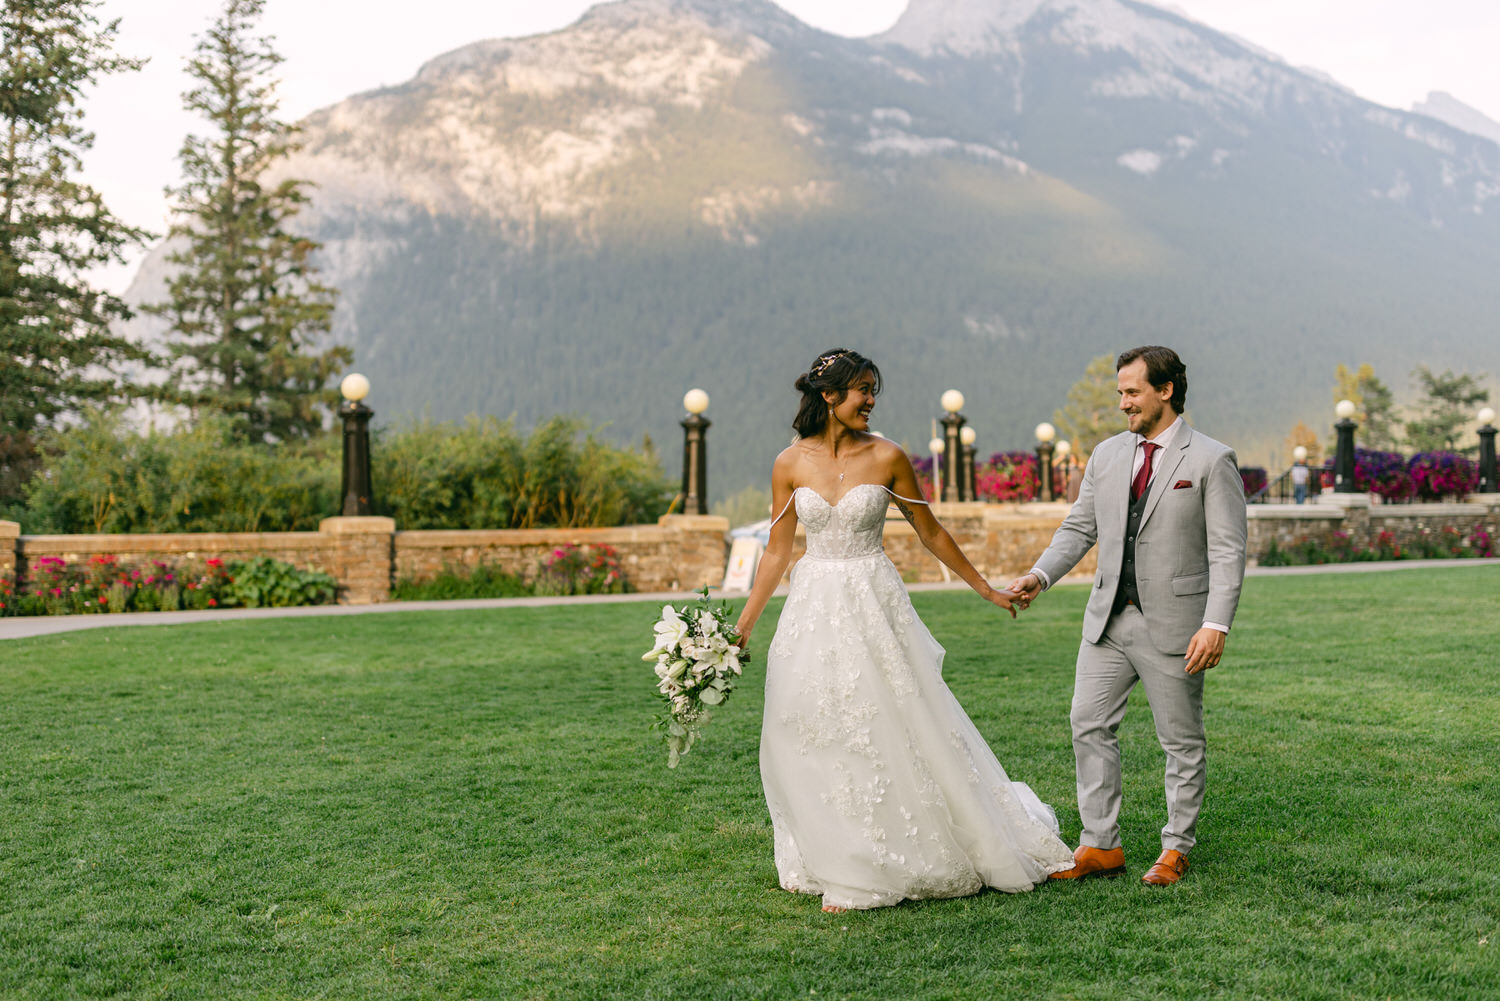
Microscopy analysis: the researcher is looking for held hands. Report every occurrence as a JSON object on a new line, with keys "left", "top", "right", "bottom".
{"left": 1005, "top": 573, "right": 1043, "bottom": 609}
{"left": 984, "top": 586, "right": 1023, "bottom": 618}
{"left": 1183, "top": 627, "right": 1226, "bottom": 674}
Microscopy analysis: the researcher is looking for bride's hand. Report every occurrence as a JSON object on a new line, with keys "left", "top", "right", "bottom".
{"left": 986, "top": 587, "right": 1019, "bottom": 619}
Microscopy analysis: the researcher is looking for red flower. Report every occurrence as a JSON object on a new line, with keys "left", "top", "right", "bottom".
{"left": 208, "top": 598, "right": 217, "bottom": 607}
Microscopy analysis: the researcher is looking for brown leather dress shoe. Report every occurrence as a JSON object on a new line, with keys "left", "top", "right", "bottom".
{"left": 1048, "top": 845, "right": 1126, "bottom": 880}
{"left": 1141, "top": 849, "right": 1189, "bottom": 886}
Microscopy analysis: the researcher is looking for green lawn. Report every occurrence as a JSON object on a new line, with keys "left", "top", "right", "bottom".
{"left": 2, "top": 566, "right": 1497, "bottom": 1000}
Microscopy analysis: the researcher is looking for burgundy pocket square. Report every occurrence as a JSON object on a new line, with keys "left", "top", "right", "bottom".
{"left": 1172, "top": 480, "right": 1193, "bottom": 490}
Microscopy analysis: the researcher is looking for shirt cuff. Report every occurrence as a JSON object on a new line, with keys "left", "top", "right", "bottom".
{"left": 1202, "top": 621, "right": 1230, "bottom": 634}
{"left": 1030, "top": 567, "right": 1052, "bottom": 591}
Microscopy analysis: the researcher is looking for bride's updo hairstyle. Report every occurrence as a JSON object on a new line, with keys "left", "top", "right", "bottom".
{"left": 792, "top": 348, "right": 882, "bottom": 439}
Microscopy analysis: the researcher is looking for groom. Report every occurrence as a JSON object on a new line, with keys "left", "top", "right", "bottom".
{"left": 1010, "top": 346, "right": 1247, "bottom": 887}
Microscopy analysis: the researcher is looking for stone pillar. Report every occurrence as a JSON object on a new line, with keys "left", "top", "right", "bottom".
{"left": 318, "top": 516, "right": 395, "bottom": 605}
{"left": 656, "top": 514, "right": 730, "bottom": 591}
{"left": 0, "top": 521, "right": 18, "bottom": 596}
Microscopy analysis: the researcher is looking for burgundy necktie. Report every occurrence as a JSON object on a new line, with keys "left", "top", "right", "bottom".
{"left": 1131, "top": 441, "right": 1160, "bottom": 501}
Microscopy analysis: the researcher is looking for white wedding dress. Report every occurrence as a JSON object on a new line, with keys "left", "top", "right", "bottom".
{"left": 761, "top": 483, "right": 1075, "bottom": 910}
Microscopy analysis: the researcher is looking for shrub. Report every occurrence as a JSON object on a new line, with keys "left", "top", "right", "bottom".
{"left": 377, "top": 415, "right": 673, "bottom": 530}
{"left": 392, "top": 563, "right": 531, "bottom": 601}
{"left": 21, "top": 409, "right": 337, "bottom": 534}
{"left": 225, "top": 557, "right": 337, "bottom": 608}
{"left": 1407, "top": 452, "right": 1479, "bottom": 501}
{"left": 1240, "top": 467, "right": 1268, "bottom": 496}
{"left": 532, "top": 544, "right": 629, "bottom": 596}
{"left": 1324, "top": 449, "right": 1415, "bottom": 502}
{"left": 976, "top": 451, "right": 1041, "bottom": 502}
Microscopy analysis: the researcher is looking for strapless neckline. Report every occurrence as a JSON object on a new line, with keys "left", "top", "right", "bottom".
{"left": 795, "top": 482, "right": 888, "bottom": 509}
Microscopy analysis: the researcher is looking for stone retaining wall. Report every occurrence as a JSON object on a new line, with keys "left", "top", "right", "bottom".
{"left": 0, "top": 515, "right": 730, "bottom": 605}
{"left": 1248, "top": 496, "right": 1500, "bottom": 562}
{"left": 6, "top": 495, "right": 1494, "bottom": 609}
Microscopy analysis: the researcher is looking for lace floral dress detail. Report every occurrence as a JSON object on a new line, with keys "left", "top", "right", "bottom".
{"left": 761, "top": 483, "right": 1074, "bottom": 910}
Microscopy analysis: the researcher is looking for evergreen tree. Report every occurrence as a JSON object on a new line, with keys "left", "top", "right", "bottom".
{"left": 1404, "top": 366, "right": 1490, "bottom": 454}
{"left": 0, "top": 0, "right": 150, "bottom": 501}
{"left": 147, "top": 0, "right": 348, "bottom": 442}
{"left": 1332, "top": 363, "right": 1402, "bottom": 452}
{"left": 1052, "top": 353, "right": 1120, "bottom": 457}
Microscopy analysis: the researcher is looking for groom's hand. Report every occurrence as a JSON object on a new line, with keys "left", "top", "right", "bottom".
{"left": 1006, "top": 573, "right": 1042, "bottom": 608}
{"left": 1183, "top": 628, "right": 1226, "bottom": 674}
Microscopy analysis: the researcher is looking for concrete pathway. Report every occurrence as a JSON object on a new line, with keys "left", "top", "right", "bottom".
{"left": 3, "top": 558, "right": 1497, "bottom": 642}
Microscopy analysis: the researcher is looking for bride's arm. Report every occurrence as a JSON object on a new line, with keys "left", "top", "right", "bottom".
{"left": 734, "top": 451, "right": 799, "bottom": 650}
{"left": 887, "top": 446, "right": 1017, "bottom": 616}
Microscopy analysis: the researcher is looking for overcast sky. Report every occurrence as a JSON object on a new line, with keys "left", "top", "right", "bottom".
{"left": 82, "top": 0, "right": 1500, "bottom": 290}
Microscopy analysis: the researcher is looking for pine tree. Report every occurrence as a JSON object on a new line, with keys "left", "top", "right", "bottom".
{"left": 147, "top": 0, "right": 349, "bottom": 442}
{"left": 1332, "top": 363, "right": 1401, "bottom": 451}
{"left": 1404, "top": 366, "right": 1489, "bottom": 454}
{"left": 0, "top": 0, "right": 151, "bottom": 501}
{"left": 1052, "top": 353, "right": 1120, "bottom": 457}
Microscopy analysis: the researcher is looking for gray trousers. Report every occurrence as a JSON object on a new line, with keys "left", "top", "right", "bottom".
{"left": 1071, "top": 604, "right": 1206, "bottom": 854}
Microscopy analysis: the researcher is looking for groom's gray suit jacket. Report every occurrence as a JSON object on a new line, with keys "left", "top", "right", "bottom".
{"left": 1034, "top": 424, "right": 1248, "bottom": 654}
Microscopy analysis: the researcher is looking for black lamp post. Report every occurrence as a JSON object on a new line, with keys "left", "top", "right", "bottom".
{"left": 1055, "top": 439, "right": 1072, "bottom": 502}
{"left": 680, "top": 389, "right": 710, "bottom": 515}
{"left": 960, "top": 425, "right": 978, "bottom": 502}
{"left": 1333, "top": 399, "right": 1358, "bottom": 494}
{"left": 940, "top": 389, "right": 967, "bottom": 502}
{"left": 1478, "top": 406, "right": 1497, "bottom": 494}
{"left": 339, "top": 373, "right": 375, "bottom": 516}
{"left": 1035, "top": 422, "right": 1057, "bottom": 502}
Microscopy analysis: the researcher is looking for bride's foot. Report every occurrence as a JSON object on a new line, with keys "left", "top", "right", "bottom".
{"left": 821, "top": 903, "right": 847, "bottom": 914}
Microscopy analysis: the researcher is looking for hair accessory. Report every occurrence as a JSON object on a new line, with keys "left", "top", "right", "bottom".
{"left": 812, "top": 351, "right": 847, "bottom": 378}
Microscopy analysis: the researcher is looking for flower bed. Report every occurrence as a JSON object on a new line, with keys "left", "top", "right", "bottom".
{"left": 1260, "top": 523, "right": 1495, "bottom": 566}
{"left": 0, "top": 554, "right": 336, "bottom": 616}
{"left": 1407, "top": 452, "right": 1479, "bottom": 501}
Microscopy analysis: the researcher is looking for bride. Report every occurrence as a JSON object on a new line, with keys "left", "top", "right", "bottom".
{"left": 734, "top": 348, "right": 1075, "bottom": 912}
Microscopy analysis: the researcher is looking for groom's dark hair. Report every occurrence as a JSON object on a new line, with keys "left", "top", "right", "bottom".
{"left": 1117, "top": 345, "right": 1187, "bottom": 414}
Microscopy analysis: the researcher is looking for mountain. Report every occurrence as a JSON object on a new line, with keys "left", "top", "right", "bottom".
{"left": 121, "top": 0, "right": 1500, "bottom": 500}
{"left": 1411, "top": 91, "right": 1500, "bottom": 149}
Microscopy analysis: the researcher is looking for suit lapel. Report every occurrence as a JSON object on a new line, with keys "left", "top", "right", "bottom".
{"left": 1139, "top": 426, "right": 1192, "bottom": 529}
{"left": 1103, "top": 434, "right": 1134, "bottom": 530}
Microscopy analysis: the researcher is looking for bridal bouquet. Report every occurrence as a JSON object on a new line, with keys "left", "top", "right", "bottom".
{"left": 644, "top": 587, "right": 746, "bottom": 768}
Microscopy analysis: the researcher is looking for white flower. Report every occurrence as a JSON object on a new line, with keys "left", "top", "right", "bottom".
{"left": 651, "top": 605, "right": 689, "bottom": 653}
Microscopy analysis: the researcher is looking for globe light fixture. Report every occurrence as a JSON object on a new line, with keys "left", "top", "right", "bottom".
{"left": 680, "top": 389, "right": 711, "bottom": 515}
{"left": 1293, "top": 445, "right": 1308, "bottom": 463}
{"left": 929, "top": 437, "right": 945, "bottom": 454}
{"left": 1335, "top": 399, "right": 1356, "bottom": 420}
{"left": 959, "top": 426, "right": 976, "bottom": 446}
{"left": 1480, "top": 407, "right": 1496, "bottom": 426}
{"left": 340, "top": 372, "right": 370, "bottom": 402}
{"left": 1054, "top": 439, "right": 1071, "bottom": 458}
{"left": 1034, "top": 422, "right": 1056, "bottom": 443}
{"left": 937, "top": 391, "right": 968, "bottom": 501}
{"left": 338, "top": 374, "right": 375, "bottom": 516}
{"left": 941, "top": 389, "right": 965, "bottom": 413}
